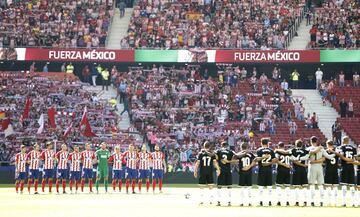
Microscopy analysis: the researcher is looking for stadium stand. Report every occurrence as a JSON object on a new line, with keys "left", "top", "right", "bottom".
{"left": 0, "top": 0, "right": 114, "bottom": 48}
{"left": 121, "top": 0, "right": 306, "bottom": 49}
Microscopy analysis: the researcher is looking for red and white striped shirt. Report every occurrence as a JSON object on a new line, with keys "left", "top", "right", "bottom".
{"left": 123, "top": 151, "right": 138, "bottom": 169}
{"left": 41, "top": 150, "right": 55, "bottom": 170}
{"left": 27, "top": 150, "right": 41, "bottom": 170}
{"left": 138, "top": 152, "right": 151, "bottom": 170}
{"left": 151, "top": 152, "right": 165, "bottom": 170}
{"left": 81, "top": 150, "right": 95, "bottom": 169}
{"left": 56, "top": 151, "right": 69, "bottom": 170}
{"left": 15, "top": 153, "right": 27, "bottom": 172}
{"left": 68, "top": 152, "right": 82, "bottom": 172}
{"left": 109, "top": 153, "right": 123, "bottom": 170}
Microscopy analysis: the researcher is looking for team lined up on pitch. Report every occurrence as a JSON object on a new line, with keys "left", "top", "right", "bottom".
{"left": 14, "top": 142, "right": 166, "bottom": 195}
{"left": 193, "top": 136, "right": 360, "bottom": 207}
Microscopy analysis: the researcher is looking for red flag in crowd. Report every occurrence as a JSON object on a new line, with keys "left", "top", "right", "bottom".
{"left": 80, "top": 107, "right": 96, "bottom": 137}
{"left": 1, "top": 118, "right": 10, "bottom": 131}
{"left": 20, "top": 98, "right": 32, "bottom": 122}
{"left": 47, "top": 107, "right": 56, "bottom": 128}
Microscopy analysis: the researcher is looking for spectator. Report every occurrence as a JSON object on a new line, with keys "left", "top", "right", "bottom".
{"left": 42, "top": 63, "right": 48, "bottom": 73}
{"left": 339, "top": 71, "right": 345, "bottom": 88}
{"left": 311, "top": 112, "right": 318, "bottom": 128}
{"left": 315, "top": 68, "right": 323, "bottom": 90}
{"left": 305, "top": 113, "right": 312, "bottom": 128}
{"left": 348, "top": 98, "right": 354, "bottom": 117}
{"left": 332, "top": 121, "right": 342, "bottom": 146}
{"left": 91, "top": 65, "right": 98, "bottom": 87}
{"left": 101, "top": 68, "right": 110, "bottom": 91}
{"left": 119, "top": 1, "right": 126, "bottom": 18}
{"left": 118, "top": 81, "right": 127, "bottom": 104}
{"left": 82, "top": 65, "right": 91, "bottom": 84}
{"left": 281, "top": 79, "right": 289, "bottom": 91}
{"left": 291, "top": 69, "right": 300, "bottom": 89}
{"left": 339, "top": 98, "right": 348, "bottom": 117}
{"left": 353, "top": 72, "right": 359, "bottom": 87}
{"left": 66, "top": 63, "right": 74, "bottom": 74}
{"left": 61, "top": 63, "right": 66, "bottom": 73}
{"left": 289, "top": 120, "right": 297, "bottom": 135}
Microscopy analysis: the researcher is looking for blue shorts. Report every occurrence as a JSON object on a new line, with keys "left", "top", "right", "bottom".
{"left": 16, "top": 172, "right": 27, "bottom": 180}
{"left": 29, "top": 169, "right": 40, "bottom": 179}
{"left": 57, "top": 169, "right": 69, "bottom": 179}
{"left": 69, "top": 171, "right": 81, "bottom": 180}
{"left": 152, "top": 169, "right": 164, "bottom": 179}
{"left": 126, "top": 168, "right": 138, "bottom": 179}
{"left": 82, "top": 168, "right": 93, "bottom": 179}
{"left": 139, "top": 169, "right": 150, "bottom": 179}
{"left": 112, "top": 170, "right": 123, "bottom": 180}
{"left": 43, "top": 169, "right": 54, "bottom": 179}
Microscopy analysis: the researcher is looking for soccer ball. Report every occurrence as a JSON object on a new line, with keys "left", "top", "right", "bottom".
{"left": 184, "top": 193, "right": 191, "bottom": 199}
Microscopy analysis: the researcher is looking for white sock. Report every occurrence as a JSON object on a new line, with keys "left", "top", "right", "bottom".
{"left": 240, "top": 187, "right": 244, "bottom": 205}
{"left": 333, "top": 187, "right": 338, "bottom": 205}
{"left": 319, "top": 185, "right": 324, "bottom": 203}
{"left": 342, "top": 185, "right": 347, "bottom": 205}
{"left": 227, "top": 188, "right": 231, "bottom": 203}
{"left": 295, "top": 188, "right": 300, "bottom": 203}
{"left": 350, "top": 186, "right": 355, "bottom": 206}
{"left": 246, "top": 187, "right": 252, "bottom": 205}
{"left": 357, "top": 190, "right": 360, "bottom": 206}
{"left": 259, "top": 186, "right": 264, "bottom": 203}
{"left": 267, "top": 186, "right": 272, "bottom": 203}
{"left": 209, "top": 188, "right": 214, "bottom": 204}
{"left": 200, "top": 188, "right": 204, "bottom": 203}
{"left": 217, "top": 188, "right": 221, "bottom": 203}
{"left": 326, "top": 187, "right": 332, "bottom": 204}
{"left": 285, "top": 186, "right": 290, "bottom": 203}
{"left": 303, "top": 187, "right": 308, "bottom": 204}
{"left": 276, "top": 186, "right": 282, "bottom": 203}
{"left": 309, "top": 185, "right": 315, "bottom": 203}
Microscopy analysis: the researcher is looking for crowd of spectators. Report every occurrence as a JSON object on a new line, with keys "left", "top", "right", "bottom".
{"left": 112, "top": 64, "right": 324, "bottom": 171}
{"left": 0, "top": 0, "right": 114, "bottom": 48}
{"left": 0, "top": 71, "right": 141, "bottom": 163}
{"left": 308, "top": 0, "right": 360, "bottom": 49}
{"left": 121, "top": 0, "right": 305, "bottom": 49}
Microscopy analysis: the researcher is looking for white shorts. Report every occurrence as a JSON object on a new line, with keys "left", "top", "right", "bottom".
{"left": 308, "top": 165, "right": 324, "bottom": 185}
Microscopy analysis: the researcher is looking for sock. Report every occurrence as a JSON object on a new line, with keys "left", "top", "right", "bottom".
{"left": 56, "top": 180, "right": 60, "bottom": 193}
{"left": 89, "top": 180, "right": 93, "bottom": 192}
{"left": 302, "top": 188, "right": 308, "bottom": 205}
{"left": 95, "top": 180, "right": 99, "bottom": 192}
{"left": 146, "top": 180, "right": 150, "bottom": 192}
{"left": 126, "top": 180, "right": 130, "bottom": 193}
{"left": 118, "top": 180, "right": 122, "bottom": 191}
{"left": 131, "top": 180, "right": 136, "bottom": 192}
{"left": 112, "top": 180, "right": 116, "bottom": 191}
{"left": 276, "top": 186, "right": 282, "bottom": 203}
{"left": 15, "top": 181, "right": 19, "bottom": 192}
{"left": 138, "top": 180, "right": 142, "bottom": 192}
{"left": 104, "top": 180, "right": 108, "bottom": 192}
{"left": 246, "top": 187, "right": 252, "bottom": 205}
{"left": 240, "top": 188, "right": 244, "bottom": 205}
{"left": 259, "top": 186, "right": 264, "bottom": 202}
{"left": 34, "top": 180, "right": 38, "bottom": 192}
{"left": 152, "top": 180, "right": 156, "bottom": 192}
{"left": 342, "top": 185, "right": 347, "bottom": 205}
{"left": 333, "top": 187, "right": 338, "bottom": 205}
{"left": 159, "top": 180, "right": 163, "bottom": 191}
{"left": 227, "top": 188, "right": 231, "bottom": 203}
{"left": 41, "top": 179, "right": 46, "bottom": 192}
{"left": 62, "top": 180, "right": 66, "bottom": 193}
{"left": 217, "top": 188, "right": 221, "bottom": 203}
{"left": 326, "top": 187, "right": 332, "bottom": 204}
{"left": 70, "top": 180, "right": 74, "bottom": 191}
{"left": 295, "top": 188, "right": 300, "bottom": 203}
{"left": 48, "top": 180, "right": 52, "bottom": 193}
{"left": 310, "top": 185, "right": 315, "bottom": 203}
{"left": 75, "top": 180, "right": 79, "bottom": 191}
{"left": 20, "top": 182, "right": 24, "bottom": 192}
{"left": 81, "top": 180, "right": 85, "bottom": 192}
{"left": 350, "top": 186, "right": 355, "bottom": 206}
{"left": 27, "top": 180, "right": 32, "bottom": 193}
{"left": 285, "top": 187, "right": 290, "bottom": 203}
{"left": 200, "top": 188, "right": 204, "bottom": 203}
{"left": 319, "top": 185, "right": 324, "bottom": 203}
{"left": 267, "top": 186, "right": 272, "bottom": 203}
{"left": 209, "top": 188, "right": 214, "bottom": 204}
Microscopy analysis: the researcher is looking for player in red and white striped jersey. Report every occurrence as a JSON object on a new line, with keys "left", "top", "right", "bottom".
{"left": 138, "top": 145, "right": 152, "bottom": 193}
{"left": 81, "top": 143, "right": 95, "bottom": 193}
{"left": 41, "top": 142, "right": 56, "bottom": 193}
{"left": 55, "top": 144, "right": 69, "bottom": 194}
{"left": 151, "top": 145, "right": 166, "bottom": 193}
{"left": 26, "top": 143, "right": 41, "bottom": 194}
{"left": 123, "top": 144, "right": 138, "bottom": 194}
{"left": 68, "top": 146, "right": 82, "bottom": 193}
{"left": 108, "top": 146, "right": 124, "bottom": 192}
{"left": 15, "top": 145, "right": 27, "bottom": 194}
